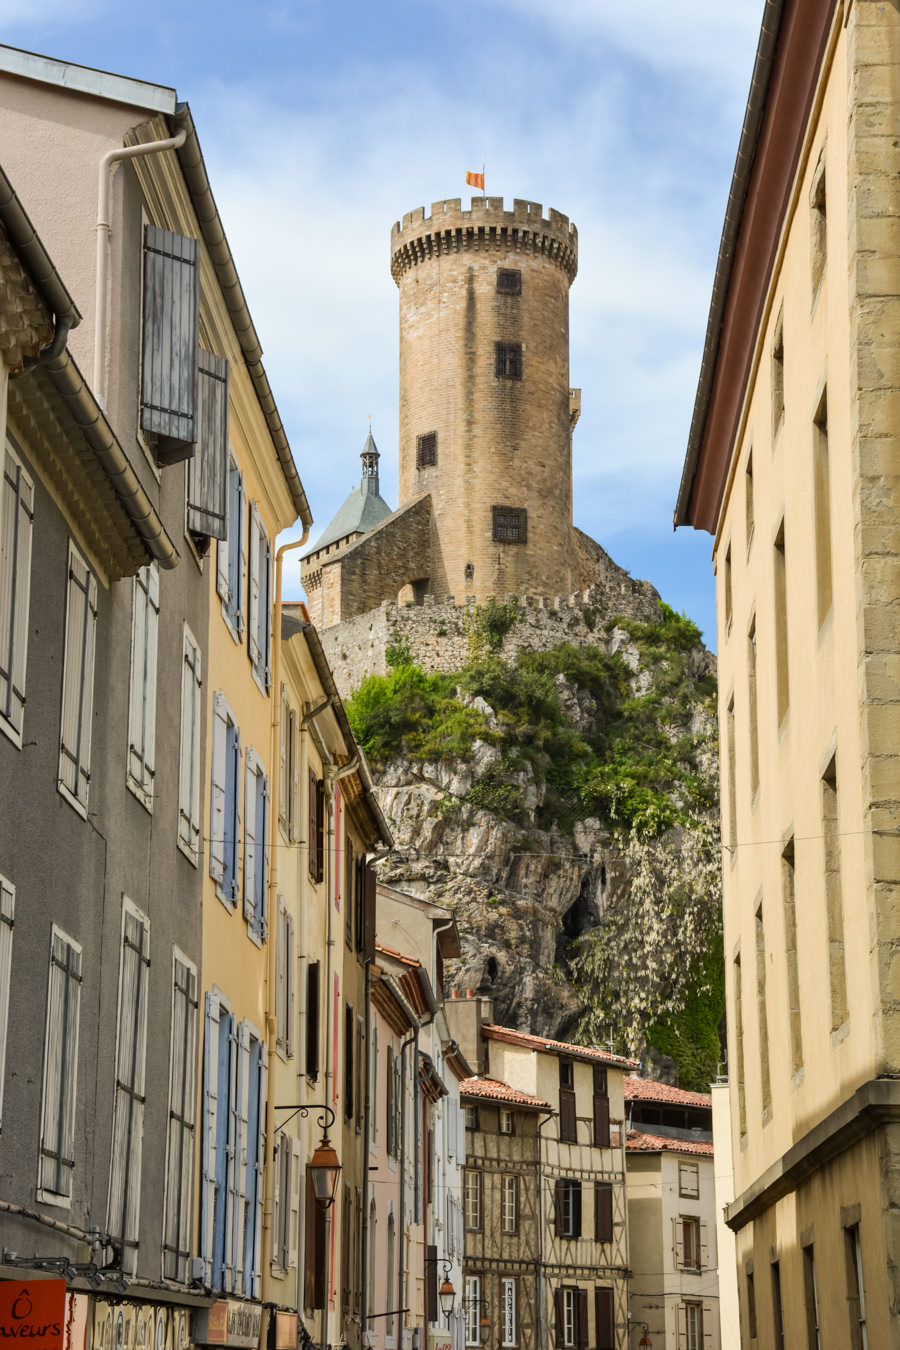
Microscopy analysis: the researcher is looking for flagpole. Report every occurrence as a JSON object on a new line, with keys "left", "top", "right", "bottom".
{"left": 482, "top": 155, "right": 486, "bottom": 198}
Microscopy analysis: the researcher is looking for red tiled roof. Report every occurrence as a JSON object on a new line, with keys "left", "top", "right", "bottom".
{"left": 624, "top": 1076, "right": 712, "bottom": 1107}
{"left": 626, "top": 1129, "right": 714, "bottom": 1156}
{"left": 483, "top": 1024, "right": 638, "bottom": 1069}
{"left": 460, "top": 1076, "right": 551, "bottom": 1109}
{"left": 374, "top": 942, "right": 421, "bottom": 968}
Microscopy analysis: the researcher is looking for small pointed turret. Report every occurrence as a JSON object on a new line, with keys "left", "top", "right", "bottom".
{"left": 302, "top": 427, "right": 394, "bottom": 560}
{"left": 360, "top": 430, "right": 381, "bottom": 495}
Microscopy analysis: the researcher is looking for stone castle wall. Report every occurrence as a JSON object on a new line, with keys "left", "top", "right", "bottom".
{"left": 319, "top": 574, "right": 662, "bottom": 698}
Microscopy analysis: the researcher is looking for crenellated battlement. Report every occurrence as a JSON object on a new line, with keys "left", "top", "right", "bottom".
{"left": 390, "top": 196, "right": 578, "bottom": 283}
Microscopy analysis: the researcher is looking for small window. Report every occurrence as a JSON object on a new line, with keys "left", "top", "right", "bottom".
{"left": 501, "top": 1174, "right": 518, "bottom": 1233}
{"left": 416, "top": 432, "right": 437, "bottom": 468}
{"left": 674, "top": 1216, "right": 706, "bottom": 1271}
{"left": 492, "top": 506, "right": 527, "bottom": 544}
{"left": 560, "top": 1060, "right": 575, "bottom": 1088}
{"left": 679, "top": 1162, "right": 700, "bottom": 1198}
{"left": 464, "top": 1169, "right": 482, "bottom": 1231}
{"left": 499, "top": 1109, "right": 515, "bottom": 1135}
{"left": 497, "top": 269, "right": 521, "bottom": 295}
{"left": 554, "top": 1178, "right": 581, "bottom": 1238}
{"left": 494, "top": 342, "right": 522, "bottom": 379}
{"left": 0, "top": 441, "right": 34, "bottom": 746}
{"left": 465, "top": 1104, "right": 479, "bottom": 1130}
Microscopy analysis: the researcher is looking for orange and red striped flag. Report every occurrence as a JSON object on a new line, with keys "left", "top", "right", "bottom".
{"left": 466, "top": 170, "right": 485, "bottom": 190}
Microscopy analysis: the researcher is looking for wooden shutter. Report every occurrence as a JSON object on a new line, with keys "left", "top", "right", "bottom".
{"left": 575, "top": 1290, "right": 588, "bottom": 1349}
{"left": 248, "top": 505, "right": 262, "bottom": 667}
{"left": 0, "top": 448, "right": 34, "bottom": 738}
{"left": 141, "top": 225, "right": 199, "bottom": 462}
{"left": 702, "top": 1304, "right": 714, "bottom": 1346}
{"left": 364, "top": 862, "right": 377, "bottom": 961}
{"left": 673, "top": 1216, "right": 685, "bottom": 1269}
{"left": 275, "top": 902, "right": 287, "bottom": 1054}
{"left": 593, "top": 1065, "right": 610, "bottom": 1146}
{"left": 39, "top": 928, "right": 82, "bottom": 1198}
{"left": 573, "top": 1181, "right": 582, "bottom": 1238}
{"left": 699, "top": 1220, "right": 710, "bottom": 1270}
{"left": 559, "top": 1086, "right": 577, "bottom": 1141}
{"left": 287, "top": 911, "right": 296, "bottom": 1057}
{"left": 200, "top": 993, "right": 221, "bottom": 1281}
{"left": 316, "top": 779, "right": 325, "bottom": 883}
{"left": 210, "top": 693, "right": 228, "bottom": 884}
{"left": 164, "top": 955, "right": 197, "bottom": 1281}
{"left": 0, "top": 876, "right": 14, "bottom": 1128}
{"left": 426, "top": 1243, "right": 438, "bottom": 1324}
{"left": 127, "top": 564, "right": 159, "bottom": 798}
{"left": 554, "top": 1179, "right": 565, "bottom": 1235}
{"left": 594, "top": 1288, "right": 614, "bottom": 1350}
{"left": 178, "top": 628, "right": 202, "bottom": 856}
{"left": 59, "top": 543, "right": 97, "bottom": 807}
{"left": 107, "top": 904, "right": 150, "bottom": 1266}
{"left": 676, "top": 1304, "right": 688, "bottom": 1350}
{"left": 344, "top": 1002, "right": 354, "bottom": 1119}
{"left": 305, "top": 1169, "right": 326, "bottom": 1308}
{"left": 553, "top": 1291, "right": 564, "bottom": 1348}
{"left": 595, "top": 1182, "right": 613, "bottom": 1243}
{"left": 188, "top": 351, "right": 229, "bottom": 538}
{"left": 308, "top": 768, "right": 318, "bottom": 881}
{"left": 288, "top": 1136, "right": 301, "bottom": 1271}
{"left": 250, "top": 1040, "right": 266, "bottom": 1296}
{"left": 255, "top": 766, "right": 268, "bottom": 937}
{"left": 306, "top": 962, "right": 320, "bottom": 1078}
{"left": 290, "top": 710, "right": 300, "bottom": 841}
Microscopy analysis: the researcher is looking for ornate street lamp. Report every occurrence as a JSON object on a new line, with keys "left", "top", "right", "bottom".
{"left": 276, "top": 1104, "right": 340, "bottom": 1210}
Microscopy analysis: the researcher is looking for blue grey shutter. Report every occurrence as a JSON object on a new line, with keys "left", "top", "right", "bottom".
{"left": 39, "top": 929, "right": 82, "bottom": 1198}
{"left": 0, "top": 875, "right": 14, "bottom": 1130}
{"left": 210, "top": 693, "right": 228, "bottom": 886}
{"left": 201, "top": 995, "right": 220, "bottom": 1283}
{"left": 141, "top": 225, "right": 199, "bottom": 463}
{"left": 107, "top": 904, "right": 150, "bottom": 1272}
{"left": 188, "top": 352, "right": 229, "bottom": 539}
{"left": 255, "top": 767, "right": 268, "bottom": 937}
{"left": 227, "top": 725, "right": 241, "bottom": 899}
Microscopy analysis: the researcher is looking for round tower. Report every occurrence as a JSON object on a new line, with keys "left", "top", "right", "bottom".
{"left": 391, "top": 195, "right": 578, "bottom": 602}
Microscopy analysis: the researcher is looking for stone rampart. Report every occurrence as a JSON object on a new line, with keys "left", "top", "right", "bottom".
{"left": 319, "top": 577, "right": 662, "bottom": 698}
{"left": 390, "top": 196, "right": 578, "bottom": 283}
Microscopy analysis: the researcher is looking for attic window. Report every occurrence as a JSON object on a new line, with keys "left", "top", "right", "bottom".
{"left": 494, "top": 342, "right": 522, "bottom": 379}
{"left": 416, "top": 432, "right": 437, "bottom": 468}
{"left": 497, "top": 269, "right": 521, "bottom": 294}
{"left": 492, "top": 506, "right": 527, "bottom": 544}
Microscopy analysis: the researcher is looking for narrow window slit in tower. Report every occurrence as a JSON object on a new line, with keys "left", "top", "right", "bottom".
{"left": 416, "top": 432, "right": 437, "bottom": 469}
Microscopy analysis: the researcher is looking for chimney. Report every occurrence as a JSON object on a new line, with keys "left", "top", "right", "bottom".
{"left": 445, "top": 988, "right": 494, "bottom": 1075}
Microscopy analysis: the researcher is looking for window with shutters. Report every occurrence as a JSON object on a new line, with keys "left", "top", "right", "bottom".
{"left": 497, "top": 269, "right": 521, "bottom": 295}
{"left": 0, "top": 874, "right": 15, "bottom": 1130}
{"left": 304, "top": 1162, "right": 327, "bottom": 1308}
{"left": 555, "top": 1178, "right": 581, "bottom": 1238}
{"left": 177, "top": 625, "right": 203, "bottom": 863}
{"left": 674, "top": 1216, "right": 705, "bottom": 1271}
{"left": 344, "top": 1002, "right": 354, "bottom": 1121}
{"left": 803, "top": 1244, "right": 821, "bottom": 1350}
{"left": 279, "top": 690, "right": 299, "bottom": 842}
{"left": 218, "top": 455, "right": 246, "bottom": 640}
{"left": 201, "top": 999, "right": 267, "bottom": 1296}
{"left": 0, "top": 441, "right": 34, "bottom": 747}
{"left": 492, "top": 506, "right": 527, "bottom": 544}
{"left": 248, "top": 503, "right": 272, "bottom": 692}
{"left": 141, "top": 225, "right": 200, "bottom": 464}
{"left": 559, "top": 1059, "right": 577, "bottom": 1142}
{"left": 58, "top": 540, "right": 98, "bottom": 816}
{"left": 594, "top": 1288, "right": 614, "bottom": 1350}
{"left": 494, "top": 342, "right": 522, "bottom": 379}
{"left": 498, "top": 1108, "right": 515, "bottom": 1135}
{"left": 416, "top": 432, "right": 437, "bottom": 468}
{"left": 594, "top": 1182, "right": 613, "bottom": 1243}
{"left": 341, "top": 1184, "right": 352, "bottom": 1313}
{"left": 464, "top": 1275, "right": 481, "bottom": 1346}
{"left": 345, "top": 838, "right": 354, "bottom": 948}
{"left": 592, "top": 1064, "right": 610, "bottom": 1146}
{"left": 464, "top": 1169, "right": 482, "bottom": 1231}
{"left": 187, "top": 351, "right": 229, "bottom": 543}
{"left": 845, "top": 1224, "right": 868, "bottom": 1350}
{"left": 163, "top": 950, "right": 198, "bottom": 1281}
{"left": 107, "top": 900, "right": 151, "bottom": 1272}
{"left": 501, "top": 1174, "right": 518, "bottom": 1233}
{"left": 243, "top": 749, "right": 268, "bottom": 941}
{"left": 275, "top": 900, "right": 295, "bottom": 1059}
{"left": 554, "top": 1288, "right": 586, "bottom": 1349}
{"left": 370, "top": 1025, "right": 379, "bottom": 1145}
{"left": 272, "top": 1133, "right": 300, "bottom": 1274}
{"left": 679, "top": 1162, "right": 700, "bottom": 1198}
{"left": 126, "top": 564, "right": 159, "bottom": 809}
{"left": 356, "top": 1015, "right": 364, "bottom": 1133}
{"left": 38, "top": 926, "right": 82, "bottom": 1204}
{"left": 210, "top": 693, "right": 241, "bottom": 904}
{"left": 306, "top": 962, "right": 320, "bottom": 1080}
{"left": 745, "top": 1265, "right": 757, "bottom": 1340}
{"left": 501, "top": 1278, "right": 516, "bottom": 1346}
{"left": 387, "top": 1046, "right": 398, "bottom": 1156}
{"left": 354, "top": 855, "right": 366, "bottom": 957}
{"left": 308, "top": 770, "right": 324, "bottom": 884}
{"left": 385, "top": 1211, "right": 397, "bottom": 1343}
{"left": 677, "top": 1302, "right": 703, "bottom": 1350}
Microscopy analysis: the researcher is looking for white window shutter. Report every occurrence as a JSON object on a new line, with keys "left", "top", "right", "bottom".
{"left": 0, "top": 448, "right": 34, "bottom": 738}
{"left": 255, "top": 767, "right": 268, "bottom": 936}
{"left": 676, "top": 1305, "right": 687, "bottom": 1350}
{"left": 237, "top": 472, "right": 247, "bottom": 637}
{"left": 449, "top": 1097, "right": 458, "bottom": 1158}
{"left": 702, "top": 1307, "right": 713, "bottom": 1347}
{"left": 178, "top": 628, "right": 202, "bottom": 857}
{"left": 288, "top": 1134, "right": 301, "bottom": 1271}
{"left": 673, "top": 1217, "right": 685, "bottom": 1269}
{"left": 286, "top": 911, "right": 295, "bottom": 1057}
{"left": 275, "top": 901, "right": 286, "bottom": 1053}
{"left": 243, "top": 752, "right": 258, "bottom": 921}
{"left": 699, "top": 1220, "right": 709, "bottom": 1270}
{"left": 261, "top": 531, "right": 272, "bottom": 688}
{"left": 0, "top": 875, "right": 15, "bottom": 1129}
{"left": 217, "top": 534, "right": 230, "bottom": 604}
{"left": 226, "top": 1018, "right": 243, "bottom": 1293}
{"left": 59, "top": 544, "right": 97, "bottom": 807}
{"left": 39, "top": 929, "right": 82, "bottom": 1198}
{"left": 143, "top": 566, "right": 159, "bottom": 791}
{"left": 210, "top": 693, "right": 227, "bottom": 884}
{"left": 252, "top": 1041, "right": 267, "bottom": 1296}
{"left": 128, "top": 574, "right": 148, "bottom": 784}
{"left": 271, "top": 1134, "right": 282, "bottom": 1268}
{"left": 279, "top": 686, "right": 288, "bottom": 831}
{"left": 201, "top": 994, "right": 220, "bottom": 1282}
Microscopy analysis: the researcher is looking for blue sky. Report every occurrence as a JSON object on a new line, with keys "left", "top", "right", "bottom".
{"left": 3, "top": 0, "right": 763, "bottom": 649}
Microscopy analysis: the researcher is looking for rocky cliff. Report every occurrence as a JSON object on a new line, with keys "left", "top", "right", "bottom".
{"left": 345, "top": 577, "right": 723, "bottom": 1090}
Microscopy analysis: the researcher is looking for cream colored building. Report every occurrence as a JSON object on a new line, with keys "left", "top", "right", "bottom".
{"left": 676, "top": 0, "right": 900, "bottom": 1344}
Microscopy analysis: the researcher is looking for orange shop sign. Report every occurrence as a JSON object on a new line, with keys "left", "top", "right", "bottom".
{"left": 0, "top": 1281, "right": 66, "bottom": 1350}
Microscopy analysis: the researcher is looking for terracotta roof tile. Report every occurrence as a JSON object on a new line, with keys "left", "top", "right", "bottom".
{"left": 483, "top": 1024, "right": 638, "bottom": 1069}
{"left": 624, "top": 1076, "right": 712, "bottom": 1107}
{"left": 374, "top": 942, "right": 421, "bottom": 968}
{"left": 459, "top": 1077, "right": 551, "bottom": 1109}
{"left": 626, "top": 1129, "right": 714, "bottom": 1156}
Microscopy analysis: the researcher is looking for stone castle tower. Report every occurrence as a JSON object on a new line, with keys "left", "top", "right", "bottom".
{"left": 392, "top": 196, "right": 579, "bottom": 602}
{"left": 302, "top": 197, "right": 584, "bottom": 629}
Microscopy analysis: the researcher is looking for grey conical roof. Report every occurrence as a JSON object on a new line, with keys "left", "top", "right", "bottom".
{"left": 304, "top": 431, "right": 394, "bottom": 556}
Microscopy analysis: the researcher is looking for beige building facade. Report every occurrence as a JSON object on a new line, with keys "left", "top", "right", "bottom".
{"left": 676, "top": 0, "right": 900, "bottom": 1344}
